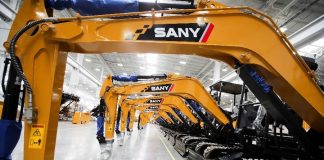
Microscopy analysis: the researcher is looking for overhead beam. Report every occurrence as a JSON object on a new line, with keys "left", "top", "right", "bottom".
{"left": 95, "top": 54, "right": 115, "bottom": 76}
{"left": 195, "top": 60, "right": 214, "bottom": 78}
{"left": 289, "top": 15, "right": 324, "bottom": 48}
{"left": 67, "top": 56, "right": 101, "bottom": 86}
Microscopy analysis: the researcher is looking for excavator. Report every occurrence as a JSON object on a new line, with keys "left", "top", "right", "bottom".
{"left": 100, "top": 74, "right": 233, "bottom": 145}
{"left": 0, "top": 0, "right": 323, "bottom": 159}
{"left": 118, "top": 95, "right": 199, "bottom": 133}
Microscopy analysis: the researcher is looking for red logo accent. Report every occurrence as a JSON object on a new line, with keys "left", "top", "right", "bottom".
{"left": 200, "top": 23, "right": 214, "bottom": 43}
{"left": 168, "top": 84, "right": 175, "bottom": 92}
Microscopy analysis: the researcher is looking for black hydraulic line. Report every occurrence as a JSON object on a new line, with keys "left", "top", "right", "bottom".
{"left": 233, "top": 94, "right": 236, "bottom": 106}
{"left": 1, "top": 64, "right": 21, "bottom": 120}
{"left": 172, "top": 108, "right": 190, "bottom": 128}
{"left": 137, "top": 115, "right": 141, "bottom": 130}
{"left": 217, "top": 82, "right": 223, "bottom": 105}
{"left": 18, "top": 86, "right": 26, "bottom": 122}
{"left": 240, "top": 102, "right": 261, "bottom": 107}
{"left": 185, "top": 99, "right": 220, "bottom": 133}
{"left": 8, "top": 18, "right": 58, "bottom": 106}
{"left": 126, "top": 111, "right": 131, "bottom": 131}
{"left": 115, "top": 106, "right": 122, "bottom": 134}
{"left": 1, "top": 57, "right": 10, "bottom": 95}
{"left": 139, "top": 1, "right": 195, "bottom": 11}
{"left": 236, "top": 83, "right": 246, "bottom": 128}
{"left": 136, "top": 74, "right": 167, "bottom": 80}
{"left": 167, "top": 112, "right": 178, "bottom": 124}
{"left": 280, "top": 0, "right": 320, "bottom": 27}
{"left": 238, "top": 65, "right": 320, "bottom": 158}
{"left": 244, "top": 89, "right": 248, "bottom": 101}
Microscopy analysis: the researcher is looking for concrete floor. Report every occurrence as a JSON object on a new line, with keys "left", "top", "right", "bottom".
{"left": 11, "top": 122, "right": 185, "bottom": 160}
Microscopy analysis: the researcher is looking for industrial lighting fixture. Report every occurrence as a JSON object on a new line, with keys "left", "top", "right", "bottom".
{"left": 299, "top": 45, "right": 318, "bottom": 53}
{"left": 95, "top": 68, "right": 100, "bottom": 71}
{"left": 312, "top": 37, "right": 324, "bottom": 46}
{"left": 222, "top": 67, "right": 228, "bottom": 72}
{"left": 137, "top": 54, "right": 145, "bottom": 58}
{"left": 179, "top": 61, "right": 187, "bottom": 65}
{"left": 209, "top": 78, "right": 214, "bottom": 81}
{"left": 117, "top": 63, "right": 123, "bottom": 66}
{"left": 280, "top": 27, "right": 287, "bottom": 32}
{"left": 140, "top": 66, "right": 145, "bottom": 69}
{"left": 146, "top": 66, "right": 157, "bottom": 74}
{"left": 123, "top": 72, "right": 127, "bottom": 75}
{"left": 146, "top": 54, "right": 158, "bottom": 64}
{"left": 175, "top": 72, "right": 180, "bottom": 75}
{"left": 85, "top": 58, "right": 92, "bottom": 62}
{"left": 222, "top": 72, "right": 237, "bottom": 81}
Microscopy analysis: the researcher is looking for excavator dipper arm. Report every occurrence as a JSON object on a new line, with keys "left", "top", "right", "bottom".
{"left": 103, "top": 76, "right": 230, "bottom": 141}
{"left": 119, "top": 95, "right": 199, "bottom": 133}
{"left": 4, "top": 0, "right": 323, "bottom": 158}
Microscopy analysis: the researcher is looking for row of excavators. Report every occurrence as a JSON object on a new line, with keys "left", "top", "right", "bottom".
{"left": 0, "top": 0, "right": 323, "bottom": 159}
{"left": 96, "top": 73, "right": 324, "bottom": 159}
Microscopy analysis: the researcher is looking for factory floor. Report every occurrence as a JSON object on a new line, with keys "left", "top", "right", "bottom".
{"left": 12, "top": 121, "right": 185, "bottom": 160}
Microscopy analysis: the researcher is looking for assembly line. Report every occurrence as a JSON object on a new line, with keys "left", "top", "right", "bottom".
{"left": 0, "top": 0, "right": 323, "bottom": 159}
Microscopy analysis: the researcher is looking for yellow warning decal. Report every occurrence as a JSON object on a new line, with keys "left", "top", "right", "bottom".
{"left": 28, "top": 124, "right": 45, "bottom": 149}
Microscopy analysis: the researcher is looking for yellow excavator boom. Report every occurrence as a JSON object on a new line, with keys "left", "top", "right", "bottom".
{"left": 4, "top": 0, "right": 324, "bottom": 158}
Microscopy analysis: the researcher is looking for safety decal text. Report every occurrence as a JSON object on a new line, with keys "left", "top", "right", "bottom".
{"left": 28, "top": 124, "right": 45, "bottom": 149}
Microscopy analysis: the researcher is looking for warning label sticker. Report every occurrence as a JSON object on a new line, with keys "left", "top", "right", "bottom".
{"left": 28, "top": 124, "right": 45, "bottom": 149}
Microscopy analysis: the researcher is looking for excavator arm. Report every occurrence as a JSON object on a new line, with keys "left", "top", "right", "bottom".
{"left": 3, "top": 0, "right": 324, "bottom": 158}
{"left": 119, "top": 95, "right": 199, "bottom": 133}
{"left": 103, "top": 76, "right": 230, "bottom": 140}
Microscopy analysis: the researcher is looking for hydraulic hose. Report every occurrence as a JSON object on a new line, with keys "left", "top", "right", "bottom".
{"left": 9, "top": 18, "right": 58, "bottom": 107}
{"left": 1, "top": 57, "right": 10, "bottom": 95}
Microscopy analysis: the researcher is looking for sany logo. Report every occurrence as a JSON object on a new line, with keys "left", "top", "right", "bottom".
{"left": 145, "top": 98, "right": 163, "bottom": 104}
{"left": 143, "top": 84, "right": 175, "bottom": 92}
{"left": 145, "top": 106, "right": 159, "bottom": 112}
{"left": 136, "top": 23, "right": 214, "bottom": 42}
{"left": 154, "top": 28, "right": 200, "bottom": 38}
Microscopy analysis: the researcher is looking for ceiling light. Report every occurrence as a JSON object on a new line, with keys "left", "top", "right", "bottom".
{"left": 232, "top": 79, "right": 243, "bottom": 84}
{"left": 209, "top": 78, "right": 214, "bottom": 81}
{"left": 85, "top": 58, "right": 92, "bottom": 62}
{"left": 280, "top": 27, "right": 287, "bottom": 32}
{"left": 137, "top": 54, "right": 145, "bottom": 58}
{"left": 222, "top": 72, "right": 237, "bottom": 81}
{"left": 311, "top": 37, "right": 324, "bottom": 47}
{"left": 179, "top": 61, "right": 187, "bottom": 65}
{"left": 95, "top": 68, "right": 100, "bottom": 71}
{"left": 123, "top": 72, "right": 127, "bottom": 75}
{"left": 299, "top": 45, "right": 319, "bottom": 54}
{"left": 140, "top": 66, "right": 145, "bottom": 69}
{"left": 146, "top": 66, "right": 157, "bottom": 74}
{"left": 222, "top": 68, "right": 228, "bottom": 72}
{"left": 175, "top": 72, "right": 180, "bottom": 75}
{"left": 117, "top": 63, "right": 123, "bottom": 66}
{"left": 146, "top": 54, "right": 158, "bottom": 64}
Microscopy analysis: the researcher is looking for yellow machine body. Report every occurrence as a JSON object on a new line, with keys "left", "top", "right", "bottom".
{"left": 118, "top": 95, "right": 199, "bottom": 133}
{"left": 102, "top": 76, "right": 230, "bottom": 140}
{"left": 0, "top": 101, "right": 3, "bottom": 120}
{"left": 4, "top": 0, "right": 324, "bottom": 159}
